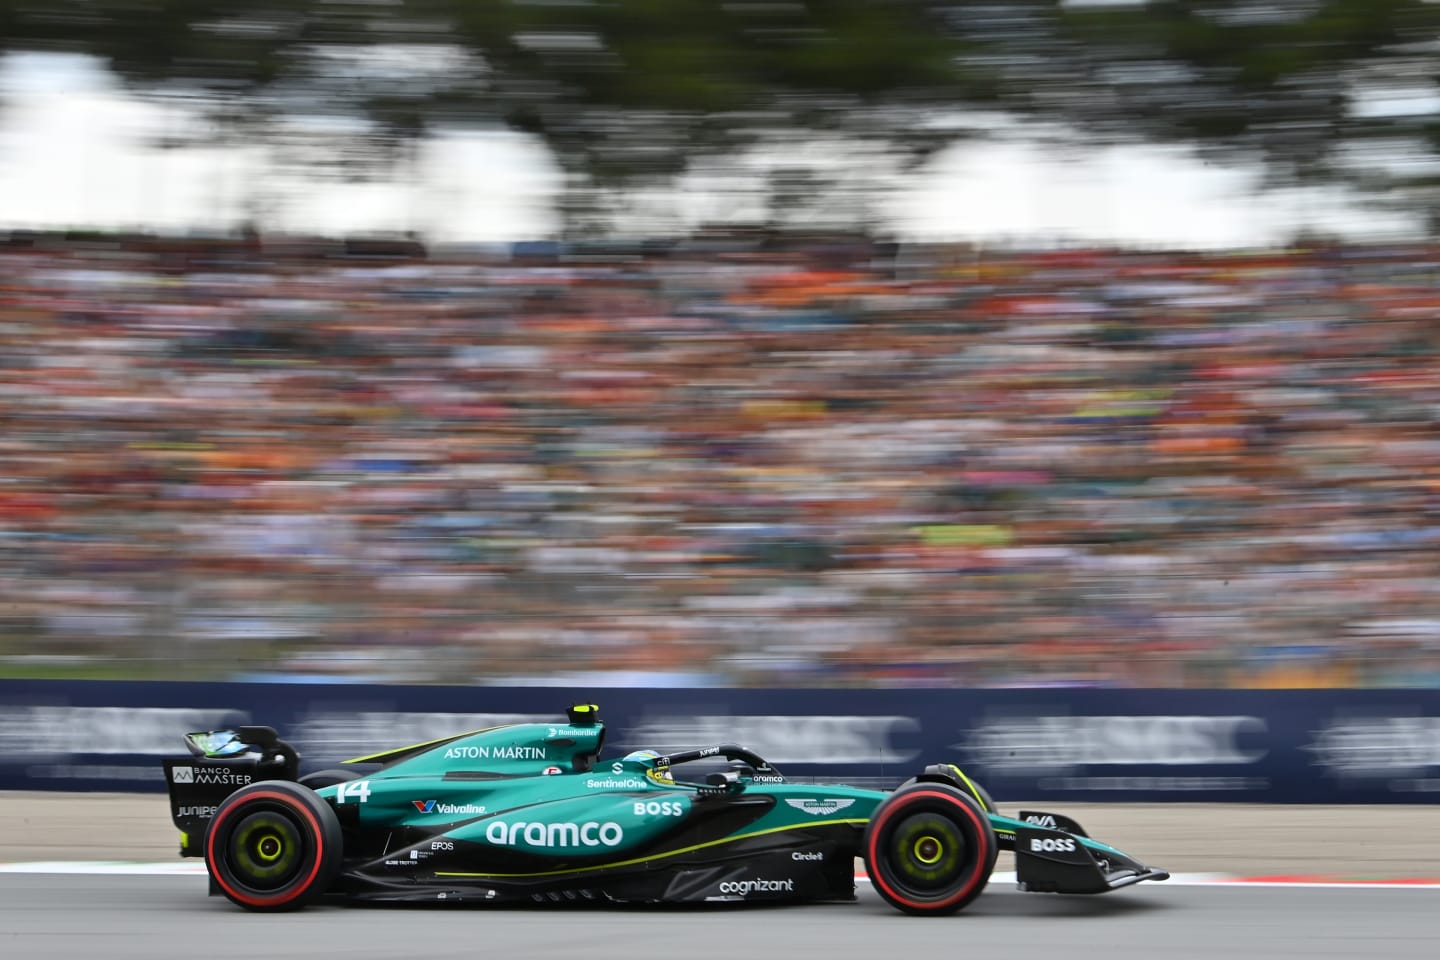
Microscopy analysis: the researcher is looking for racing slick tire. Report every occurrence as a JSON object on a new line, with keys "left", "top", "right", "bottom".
{"left": 297, "top": 768, "right": 361, "bottom": 790}
{"left": 863, "top": 783, "right": 998, "bottom": 916}
{"left": 205, "top": 780, "right": 343, "bottom": 911}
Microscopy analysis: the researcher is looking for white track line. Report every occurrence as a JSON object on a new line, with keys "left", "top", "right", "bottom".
{"left": 3, "top": 863, "right": 1437, "bottom": 888}
{"left": 860, "top": 872, "right": 1440, "bottom": 889}
{"left": 0, "top": 861, "right": 208, "bottom": 875}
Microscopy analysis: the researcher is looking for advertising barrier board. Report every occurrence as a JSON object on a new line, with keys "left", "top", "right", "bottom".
{"left": 0, "top": 680, "right": 1438, "bottom": 802}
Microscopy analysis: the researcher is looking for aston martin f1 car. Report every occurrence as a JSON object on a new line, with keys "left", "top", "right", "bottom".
{"left": 164, "top": 704, "right": 1167, "bottom": 915}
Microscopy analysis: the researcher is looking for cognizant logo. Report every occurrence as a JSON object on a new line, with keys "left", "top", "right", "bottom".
{"left": 484, "top": 820, "right": 623, "bottom": 848}
{"left": 719, "top": 878, "right": 794, "bottom": 895}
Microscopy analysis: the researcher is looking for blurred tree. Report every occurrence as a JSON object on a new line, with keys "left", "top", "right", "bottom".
{"left": 2, "top": 0, "right": 1440, "bottom": 231}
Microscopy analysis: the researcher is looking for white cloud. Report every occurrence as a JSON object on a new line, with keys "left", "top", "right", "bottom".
{"left": 0, "top": 51, "right": 1422, "bottom": 246}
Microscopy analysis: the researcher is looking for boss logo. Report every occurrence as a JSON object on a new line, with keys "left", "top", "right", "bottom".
{"left": 632, "top": 800, "right": 685, "bottom": 817}
{"left": 1030, "top": 837, "right": 1077, "bottom": 853}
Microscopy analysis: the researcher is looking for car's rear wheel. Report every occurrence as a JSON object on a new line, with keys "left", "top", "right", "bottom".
{"left": 863, "top": 783, "right": 997, "bottom": 916}
{"left": 205, "top": 780, "right": 342, "bottom": 911}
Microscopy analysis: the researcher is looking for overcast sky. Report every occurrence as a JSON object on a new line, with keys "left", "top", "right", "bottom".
{"left": 0, "top": 52, "right": 1420, "bottom": 249}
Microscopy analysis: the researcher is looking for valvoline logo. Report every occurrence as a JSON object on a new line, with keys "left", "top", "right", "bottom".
{"left": 412, "top": 800, "right": 487, "bottom": 815}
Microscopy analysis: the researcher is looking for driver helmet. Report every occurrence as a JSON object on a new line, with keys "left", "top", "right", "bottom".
{"left": 623, "top": 748, "right": 673, "bottom": 782}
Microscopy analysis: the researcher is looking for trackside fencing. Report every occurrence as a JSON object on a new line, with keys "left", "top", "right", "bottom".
{"left": 0, "top": 680, "right": 1437, "bottom": 802}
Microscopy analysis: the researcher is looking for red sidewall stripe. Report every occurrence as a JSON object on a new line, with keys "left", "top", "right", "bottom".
{"left": 206, "top": 791, "right": 326, "bottom": 909}
{"left": 865, "top": 789, "right": 991, "bottom": 911}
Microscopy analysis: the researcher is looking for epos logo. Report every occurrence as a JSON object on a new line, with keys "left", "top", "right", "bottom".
{"left": 1029, "top": 837, "right": 1077, "bottom": 854}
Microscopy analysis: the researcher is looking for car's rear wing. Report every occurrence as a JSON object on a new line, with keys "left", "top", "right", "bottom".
{"left": 163, "top": 727, "right": 300, "bottom": 857}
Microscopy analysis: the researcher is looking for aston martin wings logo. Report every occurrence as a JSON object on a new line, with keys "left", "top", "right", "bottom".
{"left": 785, "top": 798, "right": 856, "bottom": 816}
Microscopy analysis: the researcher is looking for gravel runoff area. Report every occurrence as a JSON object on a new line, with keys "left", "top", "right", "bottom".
{"left": 1, "top": 792, "right": 1435, "bottom": 878}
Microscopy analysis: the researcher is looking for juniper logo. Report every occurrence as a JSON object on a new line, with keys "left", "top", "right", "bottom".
{"left": 785, "top": 798, "right": 856, "bottom": 816}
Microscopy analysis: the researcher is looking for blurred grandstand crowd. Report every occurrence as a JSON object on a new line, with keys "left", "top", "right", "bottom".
{"left": 3, "top": 230, "right": 1439, "bottom": 688}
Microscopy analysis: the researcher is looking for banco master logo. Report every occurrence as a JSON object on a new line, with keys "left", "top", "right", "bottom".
{"left": 785, "top": 798, "right": 856, "bottom": 816}
{"left": 170, "top": 766, "right": 251, "bottom": 786}
{"left": 412, "top": 800, "right": 487, "bottom": 815}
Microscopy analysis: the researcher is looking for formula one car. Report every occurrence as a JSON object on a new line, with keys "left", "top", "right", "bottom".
{"left": 163, "top": 704, "right": 1167, "bottom": 915}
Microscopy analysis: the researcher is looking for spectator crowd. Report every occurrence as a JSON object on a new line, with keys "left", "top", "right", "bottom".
{"left": 3, "top": 232, "right": 1440, "bottom": 688}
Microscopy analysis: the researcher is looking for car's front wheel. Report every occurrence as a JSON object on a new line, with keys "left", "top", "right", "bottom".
{"left": 205, "top": 780, "right": 343, "bottom": 911}
{"left": 863, "top": 783, "right": 997, "bottom": 916}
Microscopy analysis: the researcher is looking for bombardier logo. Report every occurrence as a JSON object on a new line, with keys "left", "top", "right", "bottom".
{"left": 413, "top": 800, "right": 487, "bottom": 815}
{"left": 785, "top": 798, "right": 856, "bottom": 816}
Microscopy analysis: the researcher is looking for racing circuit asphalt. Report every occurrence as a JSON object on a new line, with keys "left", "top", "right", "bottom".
{"left": 2, "top": 874, "right": 1435, "bottom": 960}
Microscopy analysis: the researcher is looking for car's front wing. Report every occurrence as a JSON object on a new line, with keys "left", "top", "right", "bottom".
{"left": 994, "top": 810, "right": 1170, "bottom": 895}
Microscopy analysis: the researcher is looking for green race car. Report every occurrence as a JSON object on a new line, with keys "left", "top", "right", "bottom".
{"left": 164, "top": 704, "right": 1168, "bottom": 914}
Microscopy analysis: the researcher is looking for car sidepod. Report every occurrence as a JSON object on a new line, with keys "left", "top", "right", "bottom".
{"left": 328, "top": 780, "right": 874, "bottom": 906}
